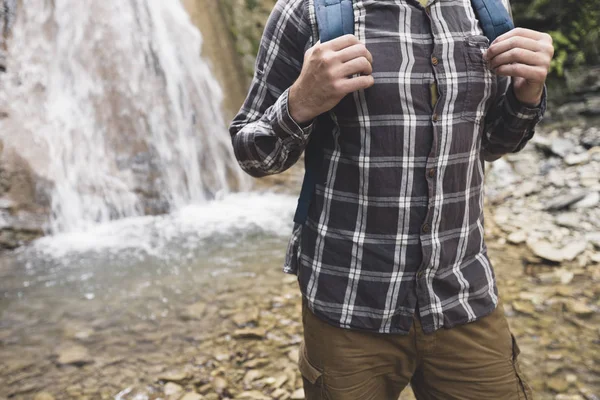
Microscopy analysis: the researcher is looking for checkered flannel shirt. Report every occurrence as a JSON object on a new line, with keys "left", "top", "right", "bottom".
{"left": 229, "top": 0, "right": 545, "bottom": 333}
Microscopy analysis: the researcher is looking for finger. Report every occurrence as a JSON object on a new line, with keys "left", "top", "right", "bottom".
{"left": 494, "top": 63, "right": 547, "bottom": 82}
{"left": 336, "top": 43, "right": 373, "bottom": 64}
{"left": 337, "top": 56, "right": 373, "bottom": 77}
{"left": 338, "top": 74, "right": 375, "bottom": 93}
{"left": 324, "top": 34, "right": 361, "bottom": 51}
{"left": 488, "top": 48, "right": 549, "bottom": 70}
{"left": 485, "top": 36, "right": 544, "bottom": 61}
{"left": 492, "top": 27, "right": 552, "bottom": 45}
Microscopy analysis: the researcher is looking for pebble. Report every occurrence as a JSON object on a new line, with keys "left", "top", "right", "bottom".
{"left": 164, "top": 382, "right": 183, "bottom": 395}
{"left": 566, "top": 301, "right": 595, "bottom": 318}
{"left": 158, "top": 371, "right": 189, "bottom": 383}
{"left": 33, "top": 393, "right": 56, "bottom": 400}
{"left": 236, "top": 391, "right": 271, "bottom": 400}
{"left": 180, "top": 393, "right": 204, "bottom": 400}
{"left": 526, "top": 240, "right": 587, "bottom": 263}
{"left": 233, "top": 327, "right": 267, "bottom": 339}
{"left": 564, "top": 152, "right": 591, "bottom": 165}
{"left": 547, "top": 376, "right": 570, "bottom": 393}
{"left": 572, "top": 192, "right": 600, "bottom": 209}
{"left": 181, "top": 301, "right": 207, "bottom": 320}
{"left": 56, "top": 345, "right": 93, "bottom": 366}
{"left": 243, "top": 370, "right": 264, "bottom": 387}
{"left": 290, "top": 388, "right": 305, "bottom": 400}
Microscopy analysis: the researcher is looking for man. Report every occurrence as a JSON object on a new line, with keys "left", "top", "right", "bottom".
{"left": 230, "top": 0, "right": 553, "bottom": 398}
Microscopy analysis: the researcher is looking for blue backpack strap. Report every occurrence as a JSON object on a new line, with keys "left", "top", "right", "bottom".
{"left": 471, "top": 0, "right": 514, "bottom": 42}
{"left": 293, "top": 0, "right": 354, "bottom": 224}
{"left": 315, "top": 0, "right": 355, "bottom": 42}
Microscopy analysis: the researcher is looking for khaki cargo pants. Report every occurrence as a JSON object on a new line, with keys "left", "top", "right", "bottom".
{"left": 298, "top": 299, "right": 532, "bottom": 400}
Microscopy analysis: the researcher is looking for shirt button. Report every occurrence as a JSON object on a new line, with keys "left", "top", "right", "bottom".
{"left": 432, "top": 113, "right": 439, "bottom": 122}
{"left": 422, "top": 223, "right": 430, "bottom": 233}
{"left": 428, "top": 168, "right": 435, "bottom": 178}
{"left": 431, "top": 56, "right": 439, "bottom": 66}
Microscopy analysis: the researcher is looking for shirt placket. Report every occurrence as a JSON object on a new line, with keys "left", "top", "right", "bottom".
{"left": 415, "top": 2, "right": 442, "bottom": 331}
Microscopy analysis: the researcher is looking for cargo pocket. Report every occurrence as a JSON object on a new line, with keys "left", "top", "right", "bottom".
{"left": 298, "top": 341, "right": 325, "bottom": 399}
{"left": 510, "top": 333, "right": 533, "bottom": 400}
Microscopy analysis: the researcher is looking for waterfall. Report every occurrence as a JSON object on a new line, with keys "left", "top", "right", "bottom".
{"left": 0, "top": 0, "right": 248, "bottom": 234}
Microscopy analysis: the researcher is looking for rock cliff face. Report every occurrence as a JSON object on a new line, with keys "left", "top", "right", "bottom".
{"left": 218, "top": 0, "right": 276, "bottom": 85}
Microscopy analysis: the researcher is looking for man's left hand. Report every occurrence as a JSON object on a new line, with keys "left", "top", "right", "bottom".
{"left": 484, "top": 28, "right": 554, "bottom": 107}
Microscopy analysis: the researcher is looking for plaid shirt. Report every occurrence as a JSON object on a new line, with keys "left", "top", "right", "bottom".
{"left": 230, "top": 0, "right": 545, "bottom": 334}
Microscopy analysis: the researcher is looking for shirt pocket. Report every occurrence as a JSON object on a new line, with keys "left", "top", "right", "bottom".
{"left": 461, "top": 35, "right": 496, "bottom": 123}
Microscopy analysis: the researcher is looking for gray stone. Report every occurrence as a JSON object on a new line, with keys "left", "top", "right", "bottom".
{"left": 572, "top": 192, "right": 599, "bottom": 209}
{"left": 290, "top": 389, "right": 305, "bottom": 400}
{"left": 508, "top": 231, "right": 527, "bottom": 244}
{"left": 56, "top": 345, "right": 93, "bottom": 366}
{"left": 158, "top": 371, "right": 189, "bottom": 383}
{"left": 526, "top": 239, "right": 587, "bottom": 263}
{"left": 586, "top": 232, "right": 600, "bottom": 249}
{"left": 164, "top": 382, "right": 183, "bottom": 396}
{"left": 564, "top": 152, "right": 591, "bottom": 165}
{"left": 544, "top": 192, "right": 588, "bottom": 211}
{"left": 180, "top": 301, "right": 207, "bottom": 321}
{"left": 555, "top": 213, "right": 581, "bottom": 229}
{"left": 551, "top": 138, "right": 577, "bottom": 158}
{"left": 180, "top": 393, "right": 204, "bottom": 400}
{"left": 243, "top": 370, "right": 264, "bottom": 387}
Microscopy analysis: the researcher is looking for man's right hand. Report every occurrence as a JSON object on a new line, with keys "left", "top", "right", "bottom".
{"left": 288, "top": 34, "right": 374, "bottom": 125}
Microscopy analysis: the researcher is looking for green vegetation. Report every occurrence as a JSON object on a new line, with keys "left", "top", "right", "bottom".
{"left": 221, "top": 0, "right": 600, "bottom": 89}
{"left": 511, "top": 0, "right": 600, "bottom": 78}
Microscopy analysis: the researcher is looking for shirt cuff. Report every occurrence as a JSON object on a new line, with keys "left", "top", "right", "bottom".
{"left": 505, "top": 83, "right": 547, "bottom": 122}
{"left": 273, "top": 87, "right": 314, "bottom": 146}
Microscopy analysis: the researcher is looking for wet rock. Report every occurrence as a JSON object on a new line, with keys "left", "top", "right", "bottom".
{"left": 181, "top": 301, "right": 207, "bottom": 320}
{"left": 526, "top": 240, "right": 587, "bottom": 263}
{"left": 233, "top": 327, "right": 267, "bottom": 340}
{"left": 56, "top": 345, "right": 93, "bottom": 366}
{"left": 164, "top": 382, "right": 183, "bottom": 396}
{"left": 33, "top": 393, "right": 56, "bottom": 400}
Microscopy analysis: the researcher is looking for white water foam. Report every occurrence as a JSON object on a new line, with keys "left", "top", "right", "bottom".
{"left": 26, "top": 192, "right": 296, "bottom": 261}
